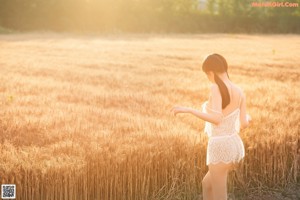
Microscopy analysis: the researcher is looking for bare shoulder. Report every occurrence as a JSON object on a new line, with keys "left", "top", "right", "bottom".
{"left": 233, "top": 84, "right": 246, "bottom": 99}
{"left": 210, "top": 83, "right": 221, "bottom": 97}
{"left": 210, "top": 83, "right": 219, "bottom": 92}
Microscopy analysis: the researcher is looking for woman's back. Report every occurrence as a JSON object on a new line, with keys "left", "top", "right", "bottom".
{"left": 220, "top": 82, "right": 243, "bottom": 116}
{"left": 202, "top": 82, "right": 244, "bottom": 137}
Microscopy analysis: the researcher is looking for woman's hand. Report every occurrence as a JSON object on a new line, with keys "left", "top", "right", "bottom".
{"left": 170, "top": 106, "right": 190, "bottom": 116}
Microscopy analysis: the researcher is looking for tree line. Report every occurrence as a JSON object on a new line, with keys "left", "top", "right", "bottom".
{"left": 0, "top": 0, "right": 299, "bottom": 33}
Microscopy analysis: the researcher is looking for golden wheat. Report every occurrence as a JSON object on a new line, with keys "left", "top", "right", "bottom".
{"left": 0, "top": 33, "right": 299, "bottom": 200}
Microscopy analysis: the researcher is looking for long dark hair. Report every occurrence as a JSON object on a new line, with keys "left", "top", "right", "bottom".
{"left": 202, "top": 53, "right": 230, "bottom": 109}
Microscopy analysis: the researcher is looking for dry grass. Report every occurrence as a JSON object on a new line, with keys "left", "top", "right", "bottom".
{"left": 0, "top": 32, "right": 299, "bottom": 200}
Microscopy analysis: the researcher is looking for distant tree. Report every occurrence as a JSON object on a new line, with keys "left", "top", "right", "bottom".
{"left": 0, "top": 0, "right": 299, "bottom": 33}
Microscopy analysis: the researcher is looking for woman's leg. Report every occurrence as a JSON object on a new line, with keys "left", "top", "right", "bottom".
{"left": 208, "top": 163, "right": 232, "bottom": 200}
{"left": 202, "top": 171, "right": 214, "bottom": 200}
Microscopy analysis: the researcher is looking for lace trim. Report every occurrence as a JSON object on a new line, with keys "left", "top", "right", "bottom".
{"left": 210, "top": 132, "right": 238, "bottom": 140}
{"left": 206, "top": 134, "right": 245, "bottom": 165}
{"left": 202, "top": 101, "right": 241, "bottom": 137}
{"left": 202, "top": 101, "right": 240, "bottom": 118}
{"left": 207, "top": 157, "right": 245, "bottom": 165}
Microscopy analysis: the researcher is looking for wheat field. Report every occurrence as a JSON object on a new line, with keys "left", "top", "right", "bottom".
{"left": 0, "top": 33, "right": 299, "bottom": 200}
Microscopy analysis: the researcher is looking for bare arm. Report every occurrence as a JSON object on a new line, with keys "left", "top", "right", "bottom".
{"left": 171, "top": 84, "right": 223, "bottom": 125}
{"left": 239, "top": 91, "right": 250, "bottom": 129}
{"left": 186, "top": 108, "right": 222, "bottom": 125}
{"left": 171, "top": 105, "right": 223, "bottom": 125}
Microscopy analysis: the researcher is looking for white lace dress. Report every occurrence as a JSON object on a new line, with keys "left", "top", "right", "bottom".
{"left": 201, "top": 100, "right": 245, "bottom": 165}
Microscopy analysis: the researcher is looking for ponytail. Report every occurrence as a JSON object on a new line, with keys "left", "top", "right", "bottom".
{"left": 202, "top": 53, "right": 231, "bottom": 109}
{"left": 213, "top": 72, "right": 230, "bottom": 109}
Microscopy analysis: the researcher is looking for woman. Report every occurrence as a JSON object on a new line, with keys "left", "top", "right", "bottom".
{"left": 170, "top": 53, "right": 251, "bottom": 200}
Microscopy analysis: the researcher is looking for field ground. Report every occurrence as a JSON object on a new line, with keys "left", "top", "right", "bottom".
{"left": 0, "top": 32, "right": 299, "bottom": 200}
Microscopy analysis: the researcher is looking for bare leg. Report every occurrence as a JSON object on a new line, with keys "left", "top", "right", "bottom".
{"left": 209, "top": 163, "right": 232, "bottom": 200}
{"left": 202, "top": 171, "right": 214, "bottom": 200}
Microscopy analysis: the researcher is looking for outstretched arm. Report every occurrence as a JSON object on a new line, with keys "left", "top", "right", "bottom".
{"left": 171, "top": 84, "right": 223, "bottom": 125}
{"left": 170, "top": 106, "right": 222, "bottom": 125}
